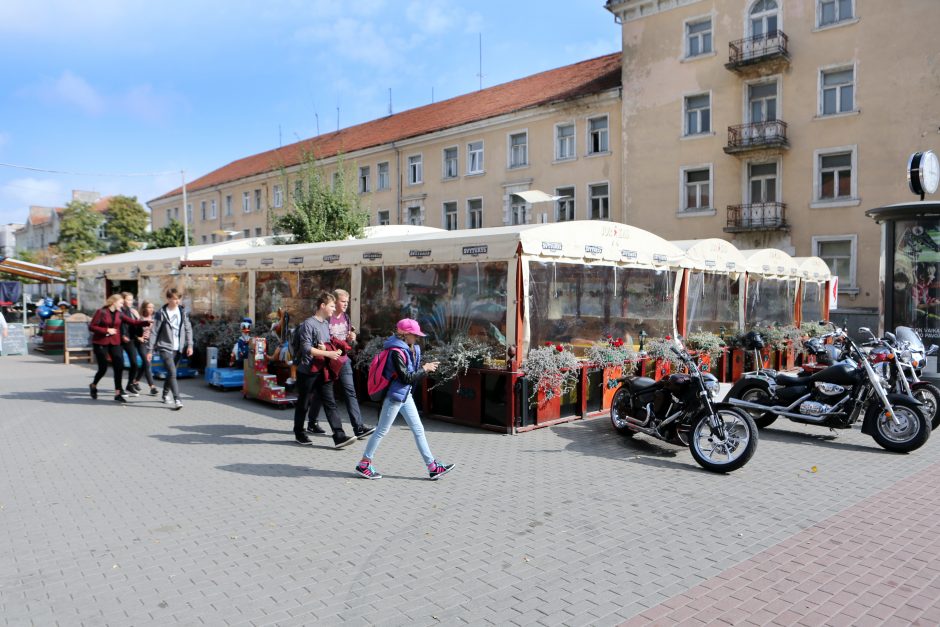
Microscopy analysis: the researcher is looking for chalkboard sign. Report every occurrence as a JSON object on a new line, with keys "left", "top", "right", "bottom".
{"left": 65, "top": 321, "right": 92, "bottom": 349}
{"left": 2, "top": 323, "right": 27, "bottom": 356}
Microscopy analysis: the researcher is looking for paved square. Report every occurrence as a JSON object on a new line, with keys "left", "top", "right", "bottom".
{"left": 2, "top": 353, "right": 939, "bottom": 625}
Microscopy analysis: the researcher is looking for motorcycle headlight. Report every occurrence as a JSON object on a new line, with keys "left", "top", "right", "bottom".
{"left": 704, "top": 378, "right": 720, "bottom": 397}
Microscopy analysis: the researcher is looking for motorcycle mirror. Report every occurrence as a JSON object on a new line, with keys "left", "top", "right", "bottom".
{"left": 858, "top": 327, "right": 875, "bottom": 339}
{"left": 928, "top": 345, "right": 939, "bottom": 356}
{"left": 885, "top": 332, "right": 897, "bottom": 343}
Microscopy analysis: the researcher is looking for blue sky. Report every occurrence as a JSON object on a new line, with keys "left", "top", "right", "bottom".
{"left": 0, "top": 0, "right": 620, "bottom": 227}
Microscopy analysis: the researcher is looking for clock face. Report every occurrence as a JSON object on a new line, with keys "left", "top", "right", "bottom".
{"left": 922, "top": 150, "right": 940, "bottom": 195}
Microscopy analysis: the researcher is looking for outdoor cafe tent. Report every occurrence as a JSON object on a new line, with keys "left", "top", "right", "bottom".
{"left": 672, "top": 239, "right": 748, "bottom": 335}
{"left": 792, "top": 256, "right": 833, "bottom": 323}
{"left": 739, "top": 248, "right": 801, "bottom": 327}
{"left": 0, "top": 257, "right": 65, "bottom": 282}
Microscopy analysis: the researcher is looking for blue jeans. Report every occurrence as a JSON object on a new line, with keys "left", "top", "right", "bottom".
{"left": 363, "top": 393, "right": 434, "bottom": 466}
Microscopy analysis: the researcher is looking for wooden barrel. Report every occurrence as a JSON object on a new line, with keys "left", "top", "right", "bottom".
{"left": 42, "top": 318, "right": 65, "bottom": 353}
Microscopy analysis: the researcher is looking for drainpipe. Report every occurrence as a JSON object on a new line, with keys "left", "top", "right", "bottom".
{"left": 393, "top": 142, "right": 402, "bottom": 224}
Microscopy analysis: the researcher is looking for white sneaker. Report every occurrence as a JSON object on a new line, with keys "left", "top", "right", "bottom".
{"left": 162, "top": 394, "right": 172, "bottom": 405}
{"left": 173, "top": 399, "right": 183, "bottom": 411}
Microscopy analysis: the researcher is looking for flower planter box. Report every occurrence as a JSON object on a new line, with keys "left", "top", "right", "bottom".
{"left": 654, "top": 358, "right": 671, "bottom": 381}
{"left": 601, "top": 366, "right": 623, "bottom": 410}
{"left": 452, "top": 371, "right": 483, "bottom": 425}
{"left": 695, "top": 352, "right": 713, "bottom": 375}
{"left": 731, "top": 348, "right": 746, "bottom": 381}
{"left": 533, "top": 387, "right": 562, "bottom": 422}
{"left": 716, "top": 347, "right": 732, "bottom": 382}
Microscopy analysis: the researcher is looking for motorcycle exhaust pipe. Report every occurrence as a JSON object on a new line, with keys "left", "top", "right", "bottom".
{"left": 727, "top": 398, "right": 830, "bottom": 423}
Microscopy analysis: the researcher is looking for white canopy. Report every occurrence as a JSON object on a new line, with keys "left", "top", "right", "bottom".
{"left": 511, "top": 190, "right": 562, "bottom": 204}
{"left": 739, "top": 248, "right": 800, "bottom": 278}
{"left": 76, "top": 238, "right": 274, "bottom": 279}
{"left": 791, "top": 257, "right": 833, "bottom": 282}
{"left": 671, "top": 239, "right": 747, "bottom": 273}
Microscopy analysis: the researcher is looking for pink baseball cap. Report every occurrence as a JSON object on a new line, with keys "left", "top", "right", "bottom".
{"left": 396, "top": 318, "right": 426, "bottom": 336}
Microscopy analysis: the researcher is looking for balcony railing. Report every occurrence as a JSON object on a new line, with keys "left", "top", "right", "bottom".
{"left": 724, "top": 202, "right": 789, "bottom": 233}
{"left": 724, "top": 120, "right": 789, "bottom": 154}
{"left": 726, "top": 31, "right": 789, "bottom": 70}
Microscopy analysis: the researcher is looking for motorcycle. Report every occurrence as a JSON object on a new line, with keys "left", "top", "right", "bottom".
{"left": 863, "top": 327, "right": 940, "bottom": 430}
{"left": 610, "top": 338, "right": 758, "bottom": 473}
{"left": 725, "top": 325, "right": 931, "bottom": 453}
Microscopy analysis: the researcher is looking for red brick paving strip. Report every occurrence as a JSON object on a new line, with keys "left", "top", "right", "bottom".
{"left": 623, "top": 460, "right": 940, "bottom": 626}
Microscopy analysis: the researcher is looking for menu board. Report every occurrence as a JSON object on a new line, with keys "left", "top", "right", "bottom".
{"left": 3, "top": 323, "right": 27, "bottom": 356}
{"left": 65, "top": 321, "right": 92, "bottom": 349}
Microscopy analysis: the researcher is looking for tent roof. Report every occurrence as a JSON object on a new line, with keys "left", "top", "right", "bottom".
{"left": 791, "top": 257, "right": 832, "bottom": 282}
{"left": 209, "top": 221, "right": 688, "bottom": 271}
{"left": 0, "top": 257, "right": 66, "bottom": 282}
{"left": 739, "top": 248, "right": 800, "bottom": 278}
{"left": 671, "top": 239, "right": 747, "bottom": 272}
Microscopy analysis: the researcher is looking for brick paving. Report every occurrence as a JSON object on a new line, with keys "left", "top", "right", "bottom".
{"left": 1, "top": 353, "right": 939, "bottom": 626}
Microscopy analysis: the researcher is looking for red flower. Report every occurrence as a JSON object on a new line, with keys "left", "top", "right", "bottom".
{"left": 555, "top": 344, "right": 564, "bottom": 352}
{"left": 606, "top": 334, "right": 612, "bottom": 339}
{"left": 665, "top": 335, "right": 672, "bottom": 340}
{"left": 545, "top": 341, "right": 553, "bottom": 347}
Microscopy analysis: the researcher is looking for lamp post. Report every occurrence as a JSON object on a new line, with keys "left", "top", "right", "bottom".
{"left": 181, "top": 170, "right": 189, "bottom": 261}
{"left": 638, "top": 329, "right": 648, "bottom": 352}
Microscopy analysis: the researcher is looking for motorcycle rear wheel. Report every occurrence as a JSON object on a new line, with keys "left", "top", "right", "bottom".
{"left": 910, "top": 382, "right": 940, "bottom": 430}
{"left": 867, "top": 396, "right": 931, "bottom": 453}
{"left": 688, "top": 407, "right": 758, "bottom": 473}
{"left": 731, "top": 380, "right": 777, "bottom": 428}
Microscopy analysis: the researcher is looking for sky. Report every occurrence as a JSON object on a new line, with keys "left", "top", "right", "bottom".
{"left": 0, "top": 0, "right": 620, "bottom": 227}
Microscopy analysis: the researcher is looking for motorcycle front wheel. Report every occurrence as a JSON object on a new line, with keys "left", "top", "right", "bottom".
{"left": 910, "top": 382, "right": 940, "bottom": 430}
{"left": 688, "top": 407, "right": 758, "bottom": 473}
{"left": 609, "top": 387, "right": 636, "bottom": 437}
{"left": 867, "top": 396, "right": 931, "bottom": 453}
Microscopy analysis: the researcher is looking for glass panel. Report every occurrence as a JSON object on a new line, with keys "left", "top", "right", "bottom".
{"left": 689, "top": 20, "right": 709, "bottom": 33}
{"left": 703, "top": 32, "right": 712, "bottom": 52}
{"left": 700, "top": 183, "right": 710, "bottom": 207}
{"left": 824, "top": 69, "right": 853, "bottom": 86}
{"left": 689, "top": 37, "right": 700, "bottom": 56}
{"left": 359, "top": 263, "right": 508, "bottom": 346}
{"left": 79, "top": 278, "right": 107, "bottom": 315}
{"left": 819, "top": 240, "right": 851, "bottom": 257}
{"left": 840, "top": 84, "right": 854, "bottom": 111}
{"left": 802, "top": 282, "right": 824, "bottom": 323}
{"left": 750, "top": 162, "right": 777, "bottom": 177}
{"left": 685, "top": 271, "right": 741, "bottom": 335}
{"left": 837, "top": 171, "right": 852, "bottom": 197}
{"left": 687, "top": 169, "right": 708, "bottom": 183}
{"left": 823, "top": 89, "right": 836, "bottom": 114}
{"left": 821, "top": 171, "right": 834, "bottom": 198}
{"left": 839, "top": 0, "right": 853, "bottom": 19}
{"left": 528, "top": 262, "right": 674, "bottom": 353}
{"left": 700, "top": 108, "right": 710, "bottom": 132}
{"left": 745, "top": 277, "right": 797, "bottom": 327}
{"left": 821, "top": 1, "right": 835, "bottom": 24}
{"left": 254, "top": 269, "right": 350, "bottom": 326}
{"left": 750, "top": 83, "right": 776, "bottom": 99}
{"left": 687, "top": 94, "right": 709, "bottom": 109}
{"left": 821, "top": 153, "right": 851, "bottom": 168}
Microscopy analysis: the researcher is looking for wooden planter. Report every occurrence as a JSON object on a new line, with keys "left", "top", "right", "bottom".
{"left": 695, "top": 352, "right": 714, "bottom": 376}
{"left": 533, "top": 387, "right": 562, "bottom": 422}
{"left": 452, "top": 371, "right": 483, "bottom": 425}
{"left": 601, "top": 366, "right": 623, "bottom": 409}
{"left": 731, "top": 348, "right": 746, "bottom": 381}
{"left": 716, "top": 347, "right": 732, "bottom": 382}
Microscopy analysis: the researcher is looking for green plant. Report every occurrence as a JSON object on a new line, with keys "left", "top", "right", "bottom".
{"left": 424, "top": 335, "right": 496, "bottom": 389}
{"left": 643, "top": 337, "right": 684, "bottom": 371}
{"left": 191, "top": 318, "right": 242, "bottom": 360}
{"left": 800, "top": 321, "right": 828, "bottom": 338}
{"left": 521, "top": 343, "right": 581, "bottom": 401}
{"left": 353, "top": 336, "right": 386, "bottom": 372}
{"left": 585, "top": 336, "right": 638, "bottom": 372}
{"left": 685, "top": 331, "right": 726, "bottom": 362}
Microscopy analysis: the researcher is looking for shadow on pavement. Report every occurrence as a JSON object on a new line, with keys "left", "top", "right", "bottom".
{"left": 757, "top": 426, "right": 892, "bottom": 455}
{"left": 150, "top": 423, "right": 316, "bottom": 447}
{"left": 216, "top": 462, "right": 428, "bottom": 482}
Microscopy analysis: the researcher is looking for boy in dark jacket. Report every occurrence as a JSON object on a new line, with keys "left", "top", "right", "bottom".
{"left": 144, "top": 288, "right": 193, "bottom": 410}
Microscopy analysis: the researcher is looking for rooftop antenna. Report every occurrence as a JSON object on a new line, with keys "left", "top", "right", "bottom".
{"left": 278, "top": 124, "right": 282, "bottom": 147}
{"left": 336, "top": 106, "right": 340, "bottom": 131}
{"left": 388, "top": 88, "right": 393, "bottom": 115}
{"left": 431, "top": 86, "right": 434, "bottom": 103}
{"left": 476, "top": 32, "right": 483, "bottom": 91}
{"left": 315, "top": 113, "right": 320, "bottom": 136}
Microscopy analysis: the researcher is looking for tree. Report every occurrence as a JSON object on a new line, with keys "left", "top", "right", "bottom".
{"left": 104, "top": 195, "right": 149, "bottom": 253}
{"left": 58, "top": 200, "right": 105, "bottom": 272}
{"left": 271, "top": 153, "right": 368, "bottom": 244}
{"left": 148, "top": 219, "right": 193, "bottom": 249}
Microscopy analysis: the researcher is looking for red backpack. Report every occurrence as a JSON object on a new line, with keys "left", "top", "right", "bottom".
{"left": 366, "top": 347, "right": 406, "bottom": 401}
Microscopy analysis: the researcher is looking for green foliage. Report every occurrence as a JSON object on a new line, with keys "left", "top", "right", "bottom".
{"left": 643, "top": 338, "right": 685, "bottom": 371}
{"left": 586, "top": 336, "right": 638, "bottom": 372}
{"left": 800, "top": 321, "right": 828, "bottom": 338}
{"left": 104, "top": 195, "right": 149, "bottom": 253}
{"left": 58, "top": 200, "right": 105, "bottom": 271}
{"left": 353, "top": 336, "right": 386, "bottom": 372}
{"left": 148, "top": 219, "right": 193, "bottom": 249}
{"left": 271, "top": 152, "right": 368, "bottom": 244}
{"left": 685, "top": 331, "right": 726, "bottom": 362}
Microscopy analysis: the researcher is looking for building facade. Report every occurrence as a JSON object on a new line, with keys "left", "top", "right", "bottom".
{"left": 14, "top": 191, "right": 110, "bottom": 255}
{"left": 605, "top": 0, "right": 938, "bottom": 320}
{"left": 0, "top": 223, "right": 23, "bottom": 258}
{"left": 148, "top": 55, "right": 622, "bottom": 243}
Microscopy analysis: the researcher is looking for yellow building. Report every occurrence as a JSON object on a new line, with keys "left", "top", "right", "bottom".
{"left": 149, "top": 54, "right": 622, "bottom": 243}
{"left": 605, "top": 0, "right": 938, "bottom": 323}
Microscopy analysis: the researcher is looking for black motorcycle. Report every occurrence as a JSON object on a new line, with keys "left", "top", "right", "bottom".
{"left": 610, "top": 339, "right": 758, "bottom": 473}
{"left": 726, "top": 326, "right": 930, "bottom": 453}
{"left": 865, "top": 327, "right": 940, "bottom": 431}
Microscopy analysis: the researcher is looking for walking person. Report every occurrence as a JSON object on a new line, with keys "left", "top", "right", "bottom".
{"left": 120, "top": 292, "right": 143, "bottom": 396}
{"left": 144, "top": 288, "right": 193, "bottom": 411}
{"left": 131, "top": 300, "right": 159, "bottom": 396}
{"left": 293, "top": 292, "right": 356, "bottom": 449}
{"left": 89, "top": 294, "right": 149, "bottom": 403}
{"left": 355, "top": 319, "right": 455, "bottom": 480}
{"left": 307, "top": 288, "right": 374, "bottom": 439}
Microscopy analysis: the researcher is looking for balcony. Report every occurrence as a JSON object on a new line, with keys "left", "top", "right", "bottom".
{"left": 724, "top": 120, "right": 789, "bottom": 155}
{"left": 726, "top": 31, "right": 790, "bottom": 73}
{"left": 724, "top": 203, "right": 789, "bottom": 233}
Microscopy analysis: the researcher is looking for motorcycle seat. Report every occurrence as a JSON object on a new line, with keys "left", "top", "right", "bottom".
{"left": 775, "top": 371, "right": 810, "bottom": 386}
{"left": 628, "top": 376, "right": 658, "bottom": 392}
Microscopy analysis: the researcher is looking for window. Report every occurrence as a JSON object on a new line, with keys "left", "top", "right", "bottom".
{"left": 813, "top": 236, "right": 856, "bottom": 288}
{"left": 211, "top": 233, "right": 217, "bottom": 243}
{"left": 748, "top": 81, "right": 777, "bottom": 123}
{"left": 684, "top": 94, "right": 711, "bottom": 135}
{"left": 588, "top": 116, "right": 609, "bottom": 154}
{"left": 201, "top": 235, "right": 207, "bottom": 244}
{"left": 509, "top": 132, "right": 528, "bottom": 168}
{"left": 200, "top": 200, "right": 206, "bottom": 221}
{"left": 225, "top": 195, "right": 233, "bottom": 216}
{"left": 358, "top": 166, "right": 370, "bottom": 193}
{"left": 443, "top": 147, "right": 458, "bottom": 179}
{"left": 173, "top": 207, "right": 179, "bottom": 220}
{"left": 748, "top": 162, "right": 778, "bottom": 204}
{"left": 407, "top": 155, "right": 423, "bottom": 184}
{"left": 407, "top": 206, "right": 423, "bottom": 225}
{"left": 209, "top": 199, "right": 217, "bottom": 219}
{"left": 467, "top": 141, "right": 484, "bottom": 174}
{"left": 821, "top": 67, "right": 854, "bottom": 115}
{"left": 686, "top": 18, "right": 712, "bottom": 57}
{"left": 165, "top": 208, "right": 171, "bottom": 223}
{"left": 555, "top": 187, "right": 575, "bottom": 221}
{"left": 815, "top": 148, "right": 856, "bottom": 201}
{"left": 243, "top": 229, "right": 250, "bottom": 238}
{"left": 332, "top": 171, "right": 342, "bottom": 189}
{"left": 242, "top": 191, "right": 250, "bottom": 213}
{"left": 254, "top": 189, "right": 262, "bottom": 211}
{"left": 377, "top": 162, "right": 390, "bottom": 190}
{"left": 818, "top": 0, "right": 853, "bottom": 27}
{"left": 273, "top": 185, "right": 283, "bottom": 208}
{"left": 509, "top": 197, "right": 529, "bottom": 225}
{"left": 556, "top": 124, "right": 575, "bottom": 160}
{"left": 443, "top": 201, "right": 458, "bottom": 230}
{"left": 255, "top": 227, "right": 262, "bottom": 237}
{"left": 378, "top": 210, "right": 390, "bottom": 226}
{"left": 683, "top": 167, "right": 711, "bottom": 211}
{"left": 467, "top": 199, "right": 483, "bottom": 229}
{"left": 186, "top": 203, "right": 192, "bottom": 223}
{"left": 589, "top": 183, "right": 609, "bottom": 220}
{"left": 749, "top": 0, "right": 779, "bottom": 38}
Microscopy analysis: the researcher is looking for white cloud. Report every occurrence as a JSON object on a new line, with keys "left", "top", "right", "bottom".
{"left": 405, "top": 1, "right": 482, "bottom": 35}
{"left": 119, "top": 84, "right": 186, "bottom": 124}
{"left": 0, "top": 0, "right": 128, "bottom": 37}
{"left": 1, "top": 177, "right": 64, "bottom": 210}
{"left": 19, "top": 71, "right": 106, "bottom": 116}
{"left": 0, "top": 132, "right": 9, "bottom": 151}
{"left": 564, "top": 37, "right": 621, "bottom": 60}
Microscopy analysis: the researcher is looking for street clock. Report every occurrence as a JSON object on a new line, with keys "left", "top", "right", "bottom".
{"left": 908, "top": 149, "right": 940, "bottom": 197}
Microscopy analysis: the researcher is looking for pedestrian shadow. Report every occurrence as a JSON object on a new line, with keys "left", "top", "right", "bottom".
{"left": 757, "top": 426, "right": 893, "bottom": 455}
{"left": 216, "top": 463, "right": 428, "bottom": 481}
{"left": 549, "top": 417, "right": 720, "bottom": 474}
{"left": 150, "top": 423, "right": 321, "bottom": 447}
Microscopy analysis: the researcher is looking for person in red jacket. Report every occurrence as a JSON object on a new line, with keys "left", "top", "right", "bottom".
{"left": 88, "top": 293, "right": 149, "bottom": 403}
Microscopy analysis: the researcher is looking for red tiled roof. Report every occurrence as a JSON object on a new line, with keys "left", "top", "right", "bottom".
{"left": 150, "top": 52, "right": 622, "bottom": 203}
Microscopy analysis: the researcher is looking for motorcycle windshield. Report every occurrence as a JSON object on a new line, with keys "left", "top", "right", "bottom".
{"left": 896, "top": 326, "right": 925, "bottom": 352}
